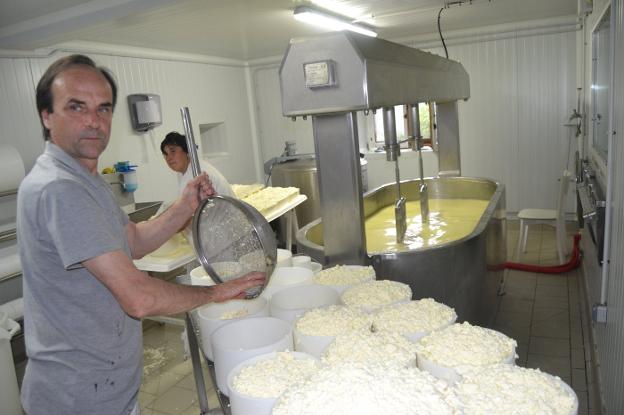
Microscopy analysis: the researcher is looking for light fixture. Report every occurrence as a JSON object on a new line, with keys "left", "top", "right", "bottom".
{"left": 293, "top": 6, "right": 377, "bottom": 38}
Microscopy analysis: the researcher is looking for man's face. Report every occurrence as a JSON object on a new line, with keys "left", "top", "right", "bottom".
{"left": 162, "top": 144, "right": 189, "bottom": 174}
{"left": 41, "top": 66, "right": 113, "bottom": 168}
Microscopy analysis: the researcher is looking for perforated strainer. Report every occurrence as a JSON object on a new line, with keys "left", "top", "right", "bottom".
{"left": 181, "top": 107, "right": 276, "bottom": 298}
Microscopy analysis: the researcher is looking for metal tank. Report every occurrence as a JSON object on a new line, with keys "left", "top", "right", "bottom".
{"left": 271, "top": 157, "right": 321, "bottom": 227}
{"left": 297, "top": 177, "right": 506, "bottom": 326}
{"left": 271, "top": 156, "right": 369, "bottom": 228}
{"left": 279, "top": 32, "right": 504, "bottom": 325}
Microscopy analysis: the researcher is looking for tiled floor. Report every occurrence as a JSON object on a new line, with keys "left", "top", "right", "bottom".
{"left": 139, "top": 220, "right": 601, "bottom": 415}
{"left": 498, "top": 221, "right": 600, "bottom": 415}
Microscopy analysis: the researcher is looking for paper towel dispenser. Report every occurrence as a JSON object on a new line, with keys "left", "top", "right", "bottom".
{"left": 127, "top": 94, "right": 162, "bottom": 132}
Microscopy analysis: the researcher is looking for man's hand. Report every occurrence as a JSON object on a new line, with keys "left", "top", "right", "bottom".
{"left": 209, "top": 272, "right": 266, "bottom": 302}
{"left": 181, "top": 172, "right": 215, "bottom": 213}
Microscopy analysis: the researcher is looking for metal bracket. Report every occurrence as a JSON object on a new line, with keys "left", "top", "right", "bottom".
{"left": 592, "top": 303, "right": 608, "bottom": 323}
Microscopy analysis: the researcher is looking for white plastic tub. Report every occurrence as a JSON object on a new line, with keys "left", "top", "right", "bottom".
{"left": 190, "top": 265, "right": 215, "bottom": 286}
{"left": 309, "top": 262, "right": 322, "bottom": 273}
{"left": 340, "top": 280, "right": 412, "bottom": 313}
{"left": 293, "top": 328, "right": 335, "bottom": 359}
{"left": 227, "top": 351, "right": 318, "bottom": 415}
{"left": 312, "top": 265, "right": 376, "bottom": 295}
{"left": 291, "top": 255, "right": 311, "bottom": 269}
{"left": 261, "top": 266, "right": 313, "bottom": 299}
{"left": 417, "top": 349, "right": 516, "bottom": 384}
{"left": 197, "top": 297, "right": 269, "bottom": 360}
{"left": 211, "top": 317, "right": 293, "bottom": 395}
{"left": 270, "top": 285, "right": 341, "bottom": 324}
{"left": 276, "top": 249, "right": 293, "bottom": 268}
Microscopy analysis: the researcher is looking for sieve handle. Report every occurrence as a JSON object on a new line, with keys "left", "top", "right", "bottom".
{"left": 180, "top": 107, "right": 201, "bottom": 178}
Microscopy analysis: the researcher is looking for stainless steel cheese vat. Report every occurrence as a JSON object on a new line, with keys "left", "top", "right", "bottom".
{"left": 296, "top": 176, "right": 506, "bottom": 326}
{"left": 271, "top": 158, "right": 321, "bottom": 227}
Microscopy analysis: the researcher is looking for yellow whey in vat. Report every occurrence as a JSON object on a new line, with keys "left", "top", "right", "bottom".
{"left": 365, "top": 199, "right": 489, "bottom": 253}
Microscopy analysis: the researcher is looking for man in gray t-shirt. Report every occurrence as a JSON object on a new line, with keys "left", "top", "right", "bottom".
{"left": 17, "top": 55, "right": 264, "bottom": 415}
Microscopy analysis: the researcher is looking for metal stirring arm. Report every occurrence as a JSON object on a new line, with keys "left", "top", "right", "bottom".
{"left": 383, "top": 107, "right": 407, "bottom": 243}
{"left": 409, "top": 104, "right": 430, "bottom": 222}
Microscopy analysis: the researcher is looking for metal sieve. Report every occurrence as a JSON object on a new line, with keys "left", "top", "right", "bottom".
{"left": 181, "top": 107, "right": 276, "bottom": 298}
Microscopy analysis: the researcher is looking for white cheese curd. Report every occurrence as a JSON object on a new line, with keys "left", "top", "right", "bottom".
{"left": 294, "top": 306, "right": 372, "bottom": 337}
{"left": 341, "top": 280, "right": 412, "bottom": 310}
{"left": 322, "top": 330, "right": 418, "bottom": 368}
{"left": 415, "top": 322, "right": 516, "bottom": 368}
{"left": 211, "top": 261, "right": 243, "bottom": 279}
{"left": 455, "top": 364, "right": 577, "bottom": 415}
{"left": 312, "top": 265, "right": 375, "bottom": 286}
{"left": 272, "top": 362, "right": 461, "bottom": 415}
{"left": 219, "top": 308, "right": 249, "bottom": 320}
{"left": 231, "top": 351, "right": 319, "bottom": 398}
{"left": 242, "top": 186, "right": 299, "bottom": 213}
{"left": 372, "top": 298, "right": 457, "bottom": 336}
{"left": 231, "top": 183, "right": 264, "bottom": 199}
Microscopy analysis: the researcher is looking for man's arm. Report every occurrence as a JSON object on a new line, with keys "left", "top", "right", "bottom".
{"left": 127, "top": 172, "right": 213, "bottom": 259}
{"left": 84, "top": 249, "right": 265, "bottom": 318}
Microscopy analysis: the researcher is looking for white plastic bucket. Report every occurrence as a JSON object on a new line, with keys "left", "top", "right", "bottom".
{"left": 270, "top": 285, "right": 341, "bottom": 324}
{"left": 416, "top": 347, "right": 516, "bottom": 384}
{"left": 0, "top": 312, "right": 21, "bottom": 415}
{"left": 293, "top": 327, "right": 335, "bottom": 359}
{"left": 197, "top": 297, "right": 269, "bottom": 360}
{"left": 313, "top": 265, "right": 376, "bottom": 295}
{"left": 309, "top": 262, "right": 322, "bottom": 274}
{"left": 227, "top": 351, "right": 318, "bottom": 415}
{"left": 211, "top": 317, "right": 292, "bottom": 396}
{"left": 261, "top": 266, "right": 313, "bottom": 300}
{"left": 276, "top": 249, "right": 293, "bottom": 268}
{"left": 190, "top": 266, "right": 216, "bottom": 286}
{"left": 291, "top": 255, "right": 311, "bottom": 269}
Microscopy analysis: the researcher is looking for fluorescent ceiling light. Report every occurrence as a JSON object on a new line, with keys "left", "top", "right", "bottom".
{"left": 293, "top": 6, "right": 377, "bottom": 38}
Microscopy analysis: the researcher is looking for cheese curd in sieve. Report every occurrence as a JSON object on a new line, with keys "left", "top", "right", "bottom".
{"left": 341, "top": 280, "right": 412, "bottom": 310}
{"left": 322, "top": 330, "right": 418, "bottom": 368}
{"left": 372, "top": 298, "right": 457, "bottom": 336}
{"left": 455, "top": 364, "right": 577, "bottom": 415}
{"left": 415, "top": 322, "right": 516, "bottom": 368}
{"left": 272, "top": 362, "right": 460, "bottom": 415}
{"left": 294, "top": 305, "right": 372, "bottom": 337}
{"left": 312, "top": 265, "right": 375, "bottom": 286}
{"left": 231, "top": 351, "right": 319, "bottom": 398}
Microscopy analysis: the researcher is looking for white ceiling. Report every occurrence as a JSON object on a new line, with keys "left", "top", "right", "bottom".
{"left": 0, "top": 0, "right": 578, "bottom": 61}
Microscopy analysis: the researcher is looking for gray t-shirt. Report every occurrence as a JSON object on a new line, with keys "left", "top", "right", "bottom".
{"left": 17, "top": 142, "right": 142, "bottom": 415}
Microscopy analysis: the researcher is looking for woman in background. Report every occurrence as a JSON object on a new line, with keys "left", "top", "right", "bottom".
{"left": 161, "top": 131, "right": 235, "bottom": 198}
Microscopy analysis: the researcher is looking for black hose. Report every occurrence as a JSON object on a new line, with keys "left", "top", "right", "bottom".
{"left": 437, "top": 7, "right": 449, "bottom": 59}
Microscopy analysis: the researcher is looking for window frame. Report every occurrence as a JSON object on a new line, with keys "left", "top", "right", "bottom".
{"left": 369, "top": 103, "right": 435, "bottom": 150}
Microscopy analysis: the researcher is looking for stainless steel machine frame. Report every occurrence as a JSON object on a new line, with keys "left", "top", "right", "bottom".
{"left": 297, "top": 177, "right": 506, "bottom": 326}
{"left": 279, "top": 32, "right": 469, "bottom": 265}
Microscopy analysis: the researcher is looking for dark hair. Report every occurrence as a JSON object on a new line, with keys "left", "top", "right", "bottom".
{"left": 160, "top": 132, "right": 188, "bottom": 155}
{"left": 36, "top": 54, "right": 118, "bottom": 141}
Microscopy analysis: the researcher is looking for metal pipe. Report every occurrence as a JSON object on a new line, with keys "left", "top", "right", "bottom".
{"left": 382, "top": 106, "right": 407, "bottom": 243}
{"left": 180, "top": 107, "right": 201, "bottom": 178}
{"left": 599, "top": 0, "right": 616, "bottom": 307}
{"left": 394, "top": 158, "right": 401, "bottom": 197}
{"left": 0, "top": 189, "right": 17, "bottom": 198}
{"left": 409, "top": 104, "right": 430, "bottom": 222}
{"left": 382, "top": 107, "right": 400, "bottom": 162}
{"left": 0, "top": 229, "right": 17, "bottom": 243}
